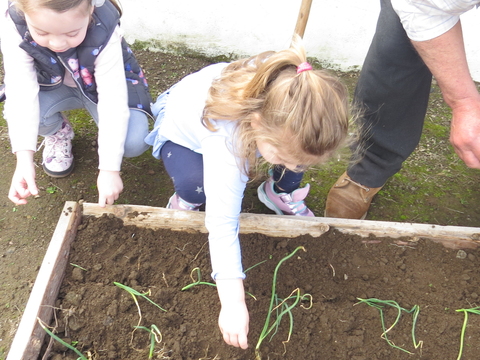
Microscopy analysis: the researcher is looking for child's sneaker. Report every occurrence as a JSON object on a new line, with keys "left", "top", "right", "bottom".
{"left": 166, "top": 193, "right": 203, "bottom": 211}
{"left": 257, "top": 176, "right": 314, "bottom": 217}
{"left": 42, "top": 119, "right": 75, "bottom": 178}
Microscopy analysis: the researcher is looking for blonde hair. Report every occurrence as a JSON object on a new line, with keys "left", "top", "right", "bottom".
{"left": 203, "top": 36, "right": 351, "bottom": 178}
{"left": 12, "top": 0, "right": 122, "bottom": 17}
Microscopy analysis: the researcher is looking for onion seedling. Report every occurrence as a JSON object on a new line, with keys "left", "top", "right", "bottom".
{"left": 134, "top": 324, "right": 162, "bottom": 359}
{"left": 181, "top": 267, "right": 217, "bottom": 291}
{"left": 38, "top": 317, "right": 88, "bottom": 360}
{"left": 114, "top": 282, "right": 167, "bottom": 343}
{"left": 114, "top": 282, "right": 167, "bottom": 312}
{"left": 355, "top": 298, "right": 422, "bottom": 354}
{"left": 455, "top": 306, "right": 480, "bottom": 360}
{"left": 182, "top": 260, "right": 268, "bottom": 300}
{"left": 255, "top": 246, "right": 311, "bottom": 360}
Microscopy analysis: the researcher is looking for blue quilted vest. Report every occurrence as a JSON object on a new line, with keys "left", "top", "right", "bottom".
{"left": 8, "top": 0, "right": 153, "bottom": 117}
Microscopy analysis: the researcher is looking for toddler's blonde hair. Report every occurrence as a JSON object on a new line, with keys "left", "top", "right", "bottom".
{"left": 203, "top": 36, "right": 352, "bottom": 178}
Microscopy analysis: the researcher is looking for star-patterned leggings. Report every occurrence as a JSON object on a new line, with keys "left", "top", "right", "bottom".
{"left": 160, "top": 141, "right": 305, "bottom": 204}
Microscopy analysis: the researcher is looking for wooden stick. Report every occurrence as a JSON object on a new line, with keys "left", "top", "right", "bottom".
{"left": 292, "top": 0, "right": 313, "bottom": 42}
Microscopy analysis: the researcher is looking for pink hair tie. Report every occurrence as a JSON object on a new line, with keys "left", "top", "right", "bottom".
{"left": 297, "top": 62, "right": 313, "bottom": 74}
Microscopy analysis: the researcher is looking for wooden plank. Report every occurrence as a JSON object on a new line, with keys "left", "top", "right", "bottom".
{"left": 82, "top": 203, "right": 480, "bottom": 248}
{"left": 81, "top": 203, "right": 330, "bottom": 238}
{"left": 7, "top": 202, "right": 82, "bottom": 360}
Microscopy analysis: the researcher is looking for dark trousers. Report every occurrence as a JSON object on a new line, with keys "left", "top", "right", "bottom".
{"left": 347, "top": 0, "right": 432, "bottom": 188}
{"left": 160, "top": 141, "right": 304, "bottom": 204}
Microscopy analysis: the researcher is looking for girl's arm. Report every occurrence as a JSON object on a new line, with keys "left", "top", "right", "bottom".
{"left": 1, "top": 9, "right": 41, "bottom": 204}
{"left": 201, "top": 134, "right": 250, "bottom": 348}
{"left": 94, "top": 26, "right": 129, "bottom": 171}
{"left": 1, "top": 11, "right": 41, "bottom": 154}
{"left": 93, "top": 26, "right": 130, "bottom": 206}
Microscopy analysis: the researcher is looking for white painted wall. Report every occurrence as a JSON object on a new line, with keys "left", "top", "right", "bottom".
{"left": 121, "top": 0, "right": 480, "bottom": 81}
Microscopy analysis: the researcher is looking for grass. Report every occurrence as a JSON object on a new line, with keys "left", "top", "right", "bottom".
{"left": 46, "top": 185, "right": 58, "bottom": 194}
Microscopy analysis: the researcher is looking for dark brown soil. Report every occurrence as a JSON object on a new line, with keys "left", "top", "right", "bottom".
{"left": 40, "top": 214, "right": 480, "bottom": 360}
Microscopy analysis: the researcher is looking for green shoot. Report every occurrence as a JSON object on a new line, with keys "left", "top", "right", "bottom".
{"left": 38, "top": 317, "right": 88, "bottom": 360}
{"left": 181, "top": 261, "right": 268, "bottom": 300}
{"left": 134, "top": 324, "right": 162, "bottom": 359}
{"left": 114, "top": 282, "right": 166, "bottom": 344}
{"left": 244, "top": 259, "right": 268, "bottom": 272}
{"left": 70, "top": 263, "right": 87, "bottom": 271}
{"left": 255, "top": 246, "right": 311, "bottom": 360}
{"left": 46, "top": 185, "right": 58, "bottom": 194}
{"left": 455, "top": 306, "right": 480, "bottom": 360}
{"left": 181, "top": 267, "right": 217, "bottom": 291}
{"left": 114, "top": 282, "right": 167, "bottom": 312}
{"left": 267, "top": 289, "right": 313, "bottom": 348}
{"left": 355, "top": 298, "right": 422, "bottom": 354}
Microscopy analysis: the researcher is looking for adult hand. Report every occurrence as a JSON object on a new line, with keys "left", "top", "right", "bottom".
{"left": 97, "top": 169, "right": 123, "bottom": 207}
{"left": 8, "top": 150, "right": 38, "bottom": 205}
{"left": 411, "top": 22, "right": 480, "bottom": 169}
{"left": 216, "top": 278, "right": 249, "bottom": 349}
{"left": 450, "top": 96, "right": 480, "bottom": 169}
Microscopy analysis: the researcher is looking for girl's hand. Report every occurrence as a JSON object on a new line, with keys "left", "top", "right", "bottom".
{"left": 8, "top": 150, "right": 38, "bottom": 205}
{"left": 97, "top": 170, "right": 123, "bottom": 207}
{"left": 218, "top": 299, "right": 249, "bottom": 349}
{"left": 216, "top": 278, "right": 249, "bottom": 349}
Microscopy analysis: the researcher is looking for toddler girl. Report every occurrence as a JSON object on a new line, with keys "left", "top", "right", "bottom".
{"left": 1, "top": 0, "right": 153, "bottom": 207}
{"left": 145, "top": 36, "right": 352, "bottom": 349}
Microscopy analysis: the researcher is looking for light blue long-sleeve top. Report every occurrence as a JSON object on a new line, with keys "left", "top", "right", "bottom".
{"left": 145, "top": 63, "right": 248, "bottom": 280}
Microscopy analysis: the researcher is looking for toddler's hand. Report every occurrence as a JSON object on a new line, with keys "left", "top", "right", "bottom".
{"left": 8, "top": 150, "right": 38, "bottom": 205}
{"left": 215, "top": 278, "right": 249, "bottom": 349}
{"left": 97, "top": 170, "right": 123, "bottom": 207}
{"left": 218, "top": 300, "right": 249, "bottom": 349}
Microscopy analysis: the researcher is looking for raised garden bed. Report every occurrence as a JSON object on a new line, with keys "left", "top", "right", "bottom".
{"left": 7, "top": 201, "right": 480, "bottom": 360}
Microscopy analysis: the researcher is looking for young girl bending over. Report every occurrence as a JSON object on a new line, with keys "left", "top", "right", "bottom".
{"left": 145, "top": 37, "right": 351, "bottom": 349}
{"left": 1, "top": 0, "right": 152, "bottom": 207}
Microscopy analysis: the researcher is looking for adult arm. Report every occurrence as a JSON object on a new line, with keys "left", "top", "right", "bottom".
{"left": 411, "top": 21, "right": 480, "bottom": 168}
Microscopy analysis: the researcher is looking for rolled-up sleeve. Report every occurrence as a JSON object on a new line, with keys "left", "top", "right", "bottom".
{"left": 391, "top": 0, "right": 478, "bottom": 41}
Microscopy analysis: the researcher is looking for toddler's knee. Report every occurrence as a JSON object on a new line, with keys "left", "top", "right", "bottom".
{"left": 124, "top": 140, "right": 149, "bottom": 158}
{"left": 124, "top": 110, "right": 150, "bottom": 157}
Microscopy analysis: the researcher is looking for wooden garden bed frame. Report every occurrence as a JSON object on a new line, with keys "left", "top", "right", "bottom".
{"left": 7, "top": 201, "right": 480, "bottom": 359}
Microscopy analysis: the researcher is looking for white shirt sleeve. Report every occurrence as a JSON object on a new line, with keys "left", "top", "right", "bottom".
{"left": 391, "top": 0, "right": 479, "bottom": 41}
{"left": 202, "top": 134, "right": 248, "bottom": 280}
{"left": 1, "top": 8, "right": 41, "bottom": 153}
{"left": 93, "top": 26, "right": 130, "bottom": 171}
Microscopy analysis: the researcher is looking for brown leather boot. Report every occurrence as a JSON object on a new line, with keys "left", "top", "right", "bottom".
{"left": 324, "top": 172, "right": 383, "bottom": 219}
